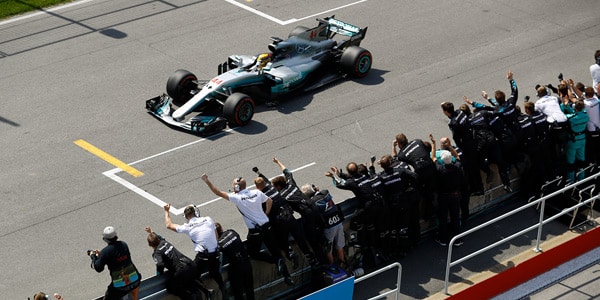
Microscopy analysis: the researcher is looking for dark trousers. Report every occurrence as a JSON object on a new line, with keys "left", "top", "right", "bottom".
{"left": 166, "top": 263, "right": 201, "bottom": 300}
{"left": 363, "top": 200, "right": 386, "bottom": 247}
{"left": 463, "top": 155, "right": 484, "bottom": 193}
{"left": 194, "top": 251, "right": 225, "bottom": 293}
{"left": 549, "top": 124, "right": 569, "bottom": 176}
{"left": 437, "top": 192, "right": 461, "bottom": 243}
{"left": 406, "top": 191, "right": 421, "bottom": 246}
{"left": 488, "top": 142, "right": 511, "bottom": 186}
{"left": 586, "top": 131, "right": 600, "bottom": 165}
{"left": 300, "top": 212, "right": 327, "bottom": 264}
{"left": 228, "top": 259, "right": 255, "bottom": 300}
{"left": 246, "top": 224, "right": 291, "bottom": 277}
{"left": 272, "top": 217, "right": 312, "bottom": 258}
{"left": 416, "top": 165, "right": 437, "bottom": 220}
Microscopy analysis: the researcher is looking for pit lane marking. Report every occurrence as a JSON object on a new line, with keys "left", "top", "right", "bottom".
{"left": 104, "top": 161, "right": 315, "bottom": 215}
{"left": 97, "top": 129, "right": 315, "bottom": 215}
{"left": 74, "top": 139, "right": 144, "bottom": 178}
{"left": 224, "top": 0, "right": 368, "bottom": 25}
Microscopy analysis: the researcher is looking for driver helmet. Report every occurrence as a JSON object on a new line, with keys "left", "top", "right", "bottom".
{"left": 256, "top": 53, "right": 272, "bottom": 70}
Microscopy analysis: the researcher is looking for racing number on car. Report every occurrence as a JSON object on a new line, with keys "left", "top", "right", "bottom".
{"left": 211, "top": 78, "right": 223, "bottom": 85}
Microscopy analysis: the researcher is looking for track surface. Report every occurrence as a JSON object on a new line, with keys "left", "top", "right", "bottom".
{"left": 1, "top": 0, "right": 599, "bottom": 298}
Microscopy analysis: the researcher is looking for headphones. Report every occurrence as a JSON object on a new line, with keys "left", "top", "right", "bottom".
{"left": 184, "top": 205, "right": 201, "bottom": 221}
{"left": 234, "top": 177, "right": 242, "bottom": 192}
{"left": 596, "top": 56, "right": 600, "bottom": 66}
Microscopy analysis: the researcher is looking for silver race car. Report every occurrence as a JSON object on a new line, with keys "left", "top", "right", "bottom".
{"left": 146, "top": 16, "right": 372, "bottom": 135}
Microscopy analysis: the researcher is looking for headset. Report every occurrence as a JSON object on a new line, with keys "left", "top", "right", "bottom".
{"left": 193, "top": 205, "right": 200, "bottom": 218}
{"left": 234, "top": 177, "right": 242, "bottom": 192}
{"left": 596, "top": 55, "right": 600, "bottom": 66}
{"left": 184, "top": 205, "right": 201, "bottom": 221}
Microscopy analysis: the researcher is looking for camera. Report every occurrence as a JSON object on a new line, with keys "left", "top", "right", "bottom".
{"left": 370, "top": 155, "right": 376, "bottom": 163}
{"left": 252, "top": 167, "right": 259, "bottom": 173}
{"left": 86, "top": 249, "right": 95, "bottom": 256}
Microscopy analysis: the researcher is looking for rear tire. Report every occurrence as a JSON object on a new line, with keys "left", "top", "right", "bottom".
{"left": 223, "top": 93, "right": 255, "bottom": 126}
{"left": 166, "top": 69, "right": 198, "bottom": 106}
{"left": 289, "top": 26, "right": 309, "bottom": 38}
{"left": 340, "top": 46, "right": 372, "bottom": 78}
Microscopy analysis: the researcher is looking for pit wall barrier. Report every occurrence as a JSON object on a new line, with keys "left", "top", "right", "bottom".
{"left": 95, "top": 166, "right": 518, "bottom": 300}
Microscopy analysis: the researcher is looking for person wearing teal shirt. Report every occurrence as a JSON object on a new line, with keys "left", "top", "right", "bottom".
{"left": 561, "top": 100, "right": 589, "bottom": 182}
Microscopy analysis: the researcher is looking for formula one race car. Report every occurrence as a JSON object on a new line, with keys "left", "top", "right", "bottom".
{"left": 146, "top": 16, "right": 372, "bottom": 135}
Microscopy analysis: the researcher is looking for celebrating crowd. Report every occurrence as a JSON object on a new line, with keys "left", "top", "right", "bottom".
{"left": 36, "top": 51, "right": 600, "bottom": 300}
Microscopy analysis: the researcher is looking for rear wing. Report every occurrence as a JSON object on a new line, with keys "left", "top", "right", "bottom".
{"left": 316, "top": 16, "right": 367, "bottom": 47}
{"left": 318, "top": 17, "right": 363, "bottom": 37}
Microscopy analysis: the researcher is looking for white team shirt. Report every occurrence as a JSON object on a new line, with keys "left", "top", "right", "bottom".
{"left": 176, "top": 216, "right": 218, "bottom": 253}
{"left": 534, "top": 95, "right": 567, "bottom": 123}
{"left": 590, "top": 63, "right": 600, "bottom": 94}
{"left": 228, "top": 189, "right": 270, "bottom": 229}
{"left": 584, "top": 96, "right": 600, "bottom": 131}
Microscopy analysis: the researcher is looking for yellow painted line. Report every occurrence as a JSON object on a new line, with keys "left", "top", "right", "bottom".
{"left": 74, "top": 139, "right": 144, "bottom": 178}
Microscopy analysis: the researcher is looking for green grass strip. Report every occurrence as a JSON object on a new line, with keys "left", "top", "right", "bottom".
{"left": 0, "top": 0, "right": 74, "bottom": 20}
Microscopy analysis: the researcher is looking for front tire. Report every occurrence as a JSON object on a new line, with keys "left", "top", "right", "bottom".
{"left": 340, "top": 46, "right": 372, "bottom": 78}
{"left": 166, "top": 69, "right": 198, "bottom": 106}
{"left": 223, "top": 93, "right": 255, "bottom": 126}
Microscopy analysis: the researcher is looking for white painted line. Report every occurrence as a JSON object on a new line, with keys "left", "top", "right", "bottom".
{"left": 103, "top": 141, "right": 316, "bottom": 215}
{"left": 100, "top": 130, "right": 234, "bottom": 214}
{"left": 103, "top": 168, "right": 184, "bottom": 214}
{"left": 223, "top": 0, "right": 368, "bottom": 25}
{"left": 223, "top": 0, "right": 286, "bottom": 25}
{"left": 0, "top": 0, "right": 95, "bottom": 26}
{"left": 280, "top": 0, "right": 369, "bottom": 25}
{"left": 127, "top": 129, "right": 232, "bottom": 166}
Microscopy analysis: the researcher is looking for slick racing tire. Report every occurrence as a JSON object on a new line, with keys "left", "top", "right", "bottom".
{"left": 223, "top": 93, "right": 255, "bottom": 127}
{"left": 340, "top": 46, "right": 372, "bottom": 78}
{"left": 166, "top": 69, "right": 198, "bottom": 106}
{"left": 288, "top": 26, "right": 309, "bottom": 38}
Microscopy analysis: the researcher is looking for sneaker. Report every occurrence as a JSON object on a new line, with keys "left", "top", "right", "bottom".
{"left": 453, "top": 239, "right": 464, "bottom": 247}
{"left": 435, "top": 238, "right": 447, "bottom": 246}
{"left": 306, "top": 253, "right": 319, "bottom": 267}
{"left": 205, "top": 289, "right": 216, "bottom": 300}
{"left": 289, "top": 253, "right": 299, "bottom": 269}
{"left": 284, "top": 276, "right": 295, "bottom": 286}
{"left": 276, "top": 258, "right": 284, "bottom": 275}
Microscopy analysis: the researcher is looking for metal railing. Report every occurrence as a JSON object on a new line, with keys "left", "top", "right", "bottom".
{"left": 443, "top": 172, "right": 600, "bottom": 295}
{"left": 354, "top": 262, "right": 402, "bottom": 300}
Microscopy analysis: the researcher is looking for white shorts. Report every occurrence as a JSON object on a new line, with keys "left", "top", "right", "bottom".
{"left": 323, "top": 223, "right": 345, "bottom": 252}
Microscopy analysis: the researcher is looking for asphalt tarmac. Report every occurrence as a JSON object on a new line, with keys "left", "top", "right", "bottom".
{"left": 1, "top": 0, "right": 599, "bottom": 298}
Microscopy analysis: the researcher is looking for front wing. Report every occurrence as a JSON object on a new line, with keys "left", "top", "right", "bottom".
{"left": 145, "top": 94, "right": 227, "bottom": 135}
